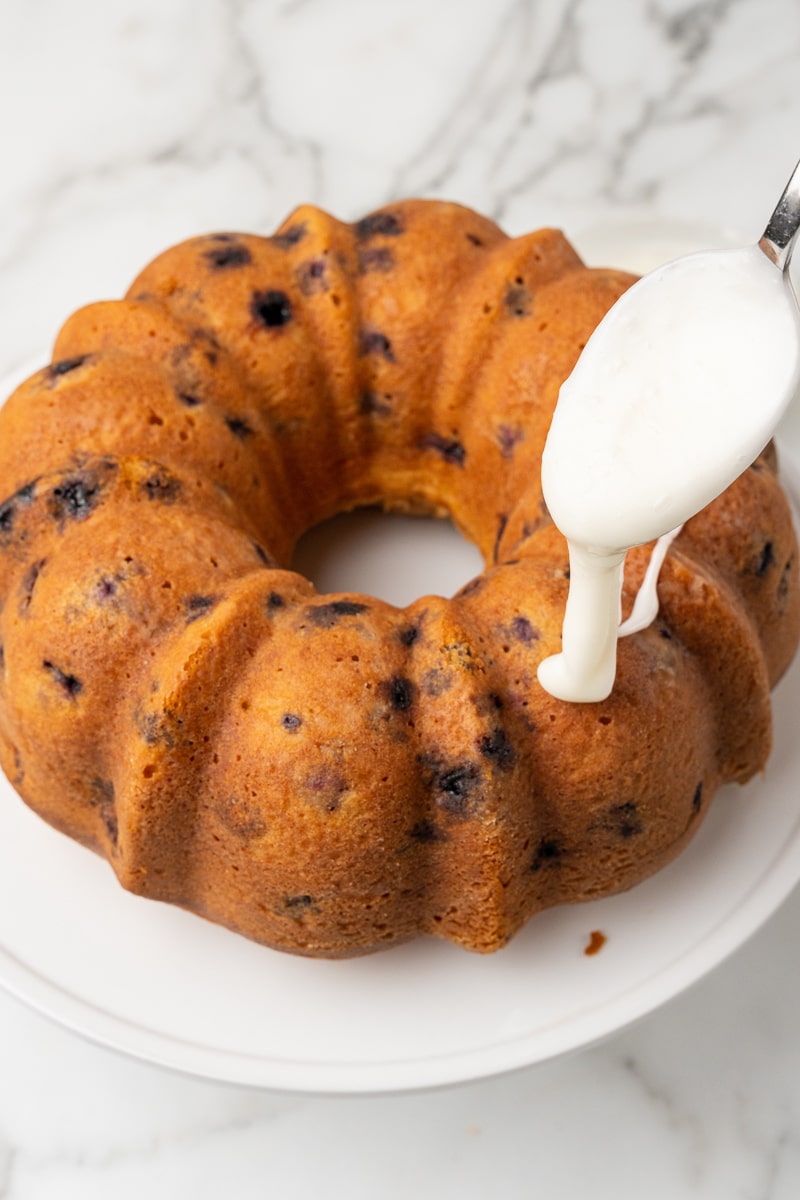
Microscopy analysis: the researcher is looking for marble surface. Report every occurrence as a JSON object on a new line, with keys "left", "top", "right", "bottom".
{"left": 3, "top": 0, "right": 800, "bottom": 1194}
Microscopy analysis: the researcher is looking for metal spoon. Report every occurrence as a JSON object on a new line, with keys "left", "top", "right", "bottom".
{"left": 759, "top": 158, "right": 800, "bottom": 272}
{"left": 539, "top": 157, "right": 800, "bottom": 703}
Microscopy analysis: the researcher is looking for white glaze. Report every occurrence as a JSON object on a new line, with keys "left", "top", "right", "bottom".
{"left": 538, "top": 245, "right": 800, "bottom": 703}
{"left": 617, "top": 526, "right": 683, "bottom": 636}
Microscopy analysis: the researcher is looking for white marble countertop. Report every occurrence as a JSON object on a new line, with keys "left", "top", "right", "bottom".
{"left": 3, "top": 0, "right": 800, "bottom": 1195}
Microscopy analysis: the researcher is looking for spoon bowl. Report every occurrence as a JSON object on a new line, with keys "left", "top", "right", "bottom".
{"left": 538, "top": 156, "right": 800, "bottom": 703}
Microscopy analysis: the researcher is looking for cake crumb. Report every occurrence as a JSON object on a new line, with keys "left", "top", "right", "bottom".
{"left": 584, "top": 930, "right": 607, "bottom": 956}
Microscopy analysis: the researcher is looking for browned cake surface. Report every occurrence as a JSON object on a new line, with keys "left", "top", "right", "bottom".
{"left": 0, "top": 199, "right": 798, "bottom": 957}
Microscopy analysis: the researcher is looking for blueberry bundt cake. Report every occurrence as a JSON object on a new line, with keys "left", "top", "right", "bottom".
{"left": 0, "top": 200, "right": 798, "bottom": 957}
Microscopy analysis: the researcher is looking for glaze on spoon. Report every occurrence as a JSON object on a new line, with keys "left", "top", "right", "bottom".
{"left": 537, "top": 161, "right": 800, "bottom": 703}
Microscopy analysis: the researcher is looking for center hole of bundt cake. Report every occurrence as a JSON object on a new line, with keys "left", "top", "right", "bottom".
{"left": 291, "top": 508, "right": 484, "bottom": 606}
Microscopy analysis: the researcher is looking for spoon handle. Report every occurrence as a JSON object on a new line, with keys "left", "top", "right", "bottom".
{"left": 759, "top": 158, "right": 800, "bottom": 272}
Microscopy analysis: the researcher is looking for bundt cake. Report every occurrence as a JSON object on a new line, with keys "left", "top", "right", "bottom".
{"left": 0, "top": 199, "right": 798, "bottom": 958}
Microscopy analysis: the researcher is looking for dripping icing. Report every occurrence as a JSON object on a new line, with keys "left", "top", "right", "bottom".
{"left": 537, "top": 243, "right": 800, "bottom": 703}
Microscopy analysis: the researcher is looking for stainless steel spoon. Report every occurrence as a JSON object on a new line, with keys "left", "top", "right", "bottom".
{"left": 759, "top": 158, "right": 800, "bottom": 272}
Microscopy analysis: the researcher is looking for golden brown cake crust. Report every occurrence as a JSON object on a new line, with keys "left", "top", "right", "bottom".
{"left": 0, "top": 199, "right": 798, "bottom": 957}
